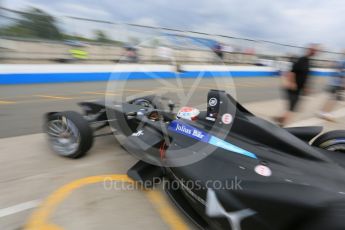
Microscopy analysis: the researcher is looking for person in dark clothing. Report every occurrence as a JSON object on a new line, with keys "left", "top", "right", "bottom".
{"left": 213, "top": 42, "right": 223, "bottom": 60}
{"left": 275, "top": 44, "right": 318, "bottom": 126}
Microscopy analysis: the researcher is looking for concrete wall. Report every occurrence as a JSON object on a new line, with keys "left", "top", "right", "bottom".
{"left": 0, "top": 38, "right": 336, "bottom": 68}
{"left": 0, "top": 38, "right": 256, "bottom": 64}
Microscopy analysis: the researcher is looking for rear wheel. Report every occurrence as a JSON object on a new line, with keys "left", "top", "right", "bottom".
{"left": 312, "top": 130, "right": 345, "bottom": 153}
{"left": 45, "top": 111, "right": 93, "bottom": 158}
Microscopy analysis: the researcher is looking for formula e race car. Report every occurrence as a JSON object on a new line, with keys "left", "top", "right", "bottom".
{"left": 45, "top": 89, "right": 345, "bottom": 230}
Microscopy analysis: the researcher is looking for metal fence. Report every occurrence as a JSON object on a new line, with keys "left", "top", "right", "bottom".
{"left": 0, "top": 6, "right": 342, "bottom": 66}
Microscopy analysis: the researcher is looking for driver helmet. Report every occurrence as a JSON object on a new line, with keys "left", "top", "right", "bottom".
{"left": 177, "top": 107, "right": 200, "bottom": 121}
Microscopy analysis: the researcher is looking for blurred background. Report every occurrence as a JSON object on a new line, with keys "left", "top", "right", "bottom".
{"left": 0, "top": 3, "right": 343, "bottom": 66}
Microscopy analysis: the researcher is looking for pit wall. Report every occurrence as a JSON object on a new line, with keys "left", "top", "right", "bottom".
{"left": 0, "top": 64, "right": 336, "bottom": 84}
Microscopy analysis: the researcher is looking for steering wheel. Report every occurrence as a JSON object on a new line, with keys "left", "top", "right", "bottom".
{"left": 126, "top": 109, "right": 174, "bottom": 136}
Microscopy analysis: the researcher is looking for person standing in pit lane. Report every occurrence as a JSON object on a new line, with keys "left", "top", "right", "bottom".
{"left": 317, "top": 51, "right": 345, "bottom": 121}
{"left": 274, "top": 44, "right": 319, "bottom": 126}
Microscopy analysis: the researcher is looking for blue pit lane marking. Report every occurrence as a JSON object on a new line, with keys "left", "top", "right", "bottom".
{"left": 0, "top": 70, "right": 334, "bottom": 84}
{"left": 168, "top": 120, "right": 257, "bottom": 159}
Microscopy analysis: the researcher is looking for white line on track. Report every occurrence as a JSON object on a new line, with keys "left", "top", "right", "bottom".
{"left": 0, "top": 199, "right": 41, "bottom": 218}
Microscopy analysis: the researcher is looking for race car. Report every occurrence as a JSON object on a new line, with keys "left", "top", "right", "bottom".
{"left": 44, "top": 89, "right": 345, "bottom": 230}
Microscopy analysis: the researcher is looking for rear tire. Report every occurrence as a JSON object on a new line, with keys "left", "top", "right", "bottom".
{"left": 312, "top": 130, "right": 345, "bottom": 152}
{"left": 45, "top": 111, "right": 93, "bottom": 158}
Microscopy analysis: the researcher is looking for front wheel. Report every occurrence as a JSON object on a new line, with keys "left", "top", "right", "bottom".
{"left": 45, "top": 111, "right": 93, "bottom": 158}
{"left": 312, "top": 130, "right": 345, "bottom": 153}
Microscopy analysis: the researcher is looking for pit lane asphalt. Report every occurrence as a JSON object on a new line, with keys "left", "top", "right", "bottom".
{"left": 0, "top": 133, "right": 192, "bottom": 230}
{"left": 0, "top": 77, "right": 326, "bottom": 138}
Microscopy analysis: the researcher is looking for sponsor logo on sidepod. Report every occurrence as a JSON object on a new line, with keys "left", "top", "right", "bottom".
{"left": 171, "top": 121, "right": 210, "bottom": 142}
{"left": 168, "top": 120, "right": 258, "bottom": 159}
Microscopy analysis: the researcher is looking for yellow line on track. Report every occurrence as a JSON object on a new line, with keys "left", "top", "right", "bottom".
{"left": 35, "top": 95, "right": 74, "bottom": 100}
{"left": 124, "top": 89, "right": 156, "bottom": 94}
{"left": 122, "top": 89, "right": 155, "bottom": 93}
{"left": 0, "top": 81, "right": 280, "bottom": 105}
{"left": 82, "top": 91, "right": 119, "bottom": 96}
{"left": 146, "top": 190, "right": 190, "bottom": 230}
{"left": 0, "top": 100, "right": 16, "bottom": 104}
{"left": 161, "top": 87, "right": 185, "bottom": 91}
{"left": 83, "top": 90, "right": 157, "bottom": 95}
{"left": 24, "top": 174, "right": 189, "bottom": 230}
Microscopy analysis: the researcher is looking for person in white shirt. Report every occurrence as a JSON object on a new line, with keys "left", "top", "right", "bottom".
{"left": 317, "top": 51, "right": 345, "bottom": 121}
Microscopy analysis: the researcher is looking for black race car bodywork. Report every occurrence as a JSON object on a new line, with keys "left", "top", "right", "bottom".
{"left": 45, "top": 90, "right": 345, "bottom": 230}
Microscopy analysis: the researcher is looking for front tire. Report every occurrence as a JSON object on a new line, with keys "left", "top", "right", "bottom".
{"left": 45, "top": 111, "right": 93, "bottom": 158}
{"left": 312, "top": 130, "right": 345, "bottom": 152}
